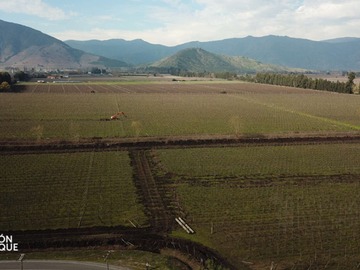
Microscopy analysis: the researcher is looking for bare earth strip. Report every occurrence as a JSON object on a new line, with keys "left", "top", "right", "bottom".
{"left": 0, "top": 132, "right": 360, "bottom": 153}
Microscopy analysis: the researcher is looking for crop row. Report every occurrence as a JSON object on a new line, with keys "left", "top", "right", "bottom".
{"left": 154, "top": 143, "right": 360, "bottom": 266}
{"left": 15, "top": 81, "right": 331, "bottom": 94}
{"left": 247, "top": 92, "right": 360, "bottom": 129}
{"left": 175, "top": 182, "right": 360, "bottom": 265}
{"left": 156, "top": 143, "right": 360, "bottom": 178}
{"left": 15, "top": 81, "right": 243, "bottom": 94}
{"left": 1, "top": 86, "right": 358, "bottom": 140}
{"left": 0, "top": 151, "right": 148, "bottom": 231}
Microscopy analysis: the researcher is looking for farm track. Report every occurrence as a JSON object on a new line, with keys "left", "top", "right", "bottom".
{"left": 11, "top": 227, "right": 234, "bottom": 269}
{"left": 129, "top": 150, "right": 174, "bottom": 232}
{"left": 8, "top": 145, "right": 235, "bottom": 269}
{"left": 1, "top": 132, "right": 360, "bottom": 153}
{"left": 3, "top": 133, "right": 359, "bottom": 269}
{"left": 2, "top": 139, "right": 239, "bottom": 268}
{"left": 4, "top": 82, "right": 360, "bottom": 268}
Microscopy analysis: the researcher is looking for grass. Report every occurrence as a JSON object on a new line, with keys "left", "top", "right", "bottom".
{"left": 0, "top": 151, "right": 148, "bottom": 231}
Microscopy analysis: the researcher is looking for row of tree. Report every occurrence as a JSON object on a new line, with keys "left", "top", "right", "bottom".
{"left": 240, "top": 73, "right": 355, "bottom": 94}
{"left": 0, "top": 71, "right": 34, "bottom": 91}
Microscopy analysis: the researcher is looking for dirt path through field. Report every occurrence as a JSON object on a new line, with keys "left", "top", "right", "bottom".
{"left": 3, "top": 133, "right": 360, "bottom": 270}
{"left": 1, "top": 132, "right": 360, "bottom": 153}
{"left": 130, "top": 150, "right": 173, "bottom": 232}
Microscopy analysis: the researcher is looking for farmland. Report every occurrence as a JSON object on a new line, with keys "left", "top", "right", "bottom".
{"left": 0, "top": 151, "right": 148, "bottom": 231}
{"left": 155, "top": 144, "right": 360, "bottom": 266}
{"left": 0, "top": 81, "right": 359, "bottom": 140}
{"left": 156, "top": 143, "right": 360, "bottom": 177}
{"left": 1, "top": 78, "right": 360, "bottom": 269}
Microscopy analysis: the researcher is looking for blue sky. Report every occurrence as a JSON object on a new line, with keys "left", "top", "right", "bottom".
{"left": 0, "top": 0, "right": 359, "bottom": 45}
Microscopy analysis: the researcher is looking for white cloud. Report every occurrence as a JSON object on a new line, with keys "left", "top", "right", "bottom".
{"left": 52, "top": 0, "right": 360, "bottom": 45}
{"left": 0, "top": 0, "right": 68, "bottom": 20}
{"left": 296, "top": 0, "right": 360, "bottom": 20}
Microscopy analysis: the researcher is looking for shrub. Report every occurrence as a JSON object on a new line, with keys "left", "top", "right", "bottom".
{"left": 0, "top": 81, "right": 11, "bottom": 91}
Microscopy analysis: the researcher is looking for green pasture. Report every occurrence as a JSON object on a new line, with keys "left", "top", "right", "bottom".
{"left": 0, "top": 151, "right": 148, "bottom": 231}
{"left": 0, "top": 83, "right": 360, "bottom": 140}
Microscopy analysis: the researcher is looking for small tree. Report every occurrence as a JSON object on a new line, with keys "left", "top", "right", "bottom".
{"left": 0, "top": 81, "right": 11, "bottom": 91}
{"left": 345, "top": 72, "right": 355, "bottom": 94}
{"left": 0, "top": 72, "right": 11, "bottom": 84}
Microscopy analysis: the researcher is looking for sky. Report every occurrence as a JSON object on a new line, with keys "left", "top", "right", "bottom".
{"left": 0, "top": 0, "right": 359, "bottom": 46}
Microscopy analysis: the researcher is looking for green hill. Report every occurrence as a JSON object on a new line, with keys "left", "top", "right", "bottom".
{"left": 150, "top": 48, "right": 296, "bottom": 73}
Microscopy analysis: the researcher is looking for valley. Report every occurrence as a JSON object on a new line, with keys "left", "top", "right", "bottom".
{"left": 1, "top": 78, "right": 360, "bottom": 269}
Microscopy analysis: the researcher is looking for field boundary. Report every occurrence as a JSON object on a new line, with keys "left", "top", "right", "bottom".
{"left": 3, "top": 132, "right": 360, "bottom": 270}
{"left": 1, "top": 132, "right": 360, "bottom": 153}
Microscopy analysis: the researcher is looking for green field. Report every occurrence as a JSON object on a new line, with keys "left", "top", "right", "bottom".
{"left": 0, "top": 82, "right": 359, "bottom": 140}
{"left": 0, "top": 151, "right": 148, "bottom": 231}
{"left": 155, "top": 143, "right": 360, "bottom": 267}
{"left": 174, "top": 182, "right": 360, "bottom": 267}
{"left": 2, "top": 81, "right": 360, "bottom": 269}
{"left": 156, "top": 143, "right": 360, "bottom": 177}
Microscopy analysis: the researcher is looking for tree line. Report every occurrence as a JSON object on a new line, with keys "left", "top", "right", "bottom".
{"left": 0, "top": 71, "right": 33, "bottom": 91}
{"left": 240, "top": 72, "right": 356, "bottom": 94}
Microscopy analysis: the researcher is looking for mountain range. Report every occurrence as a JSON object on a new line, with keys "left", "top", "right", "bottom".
{"left": 0, "top": 20, "right": 128, "bottom": 69}
{"left": 1, "top": 19, "right": 360, "bottom": 72}
{"left": 67, "top": 36, "right": 360, "bottom": 71}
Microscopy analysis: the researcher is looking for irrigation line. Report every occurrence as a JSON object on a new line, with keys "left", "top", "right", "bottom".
{"left": 230, "top": 94, "right": 360, "bottom": 131}
{"left": 78, "top": 151, "right": 94, "bottom": 228}
{"left": 32, "top": 84, "right": 38, "bottom": 93}
{"left": 74, "top": 85, "right": 81, "bottom": 93}
{"left": 115, "top": 97, "right": 126, "bottom": 136}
